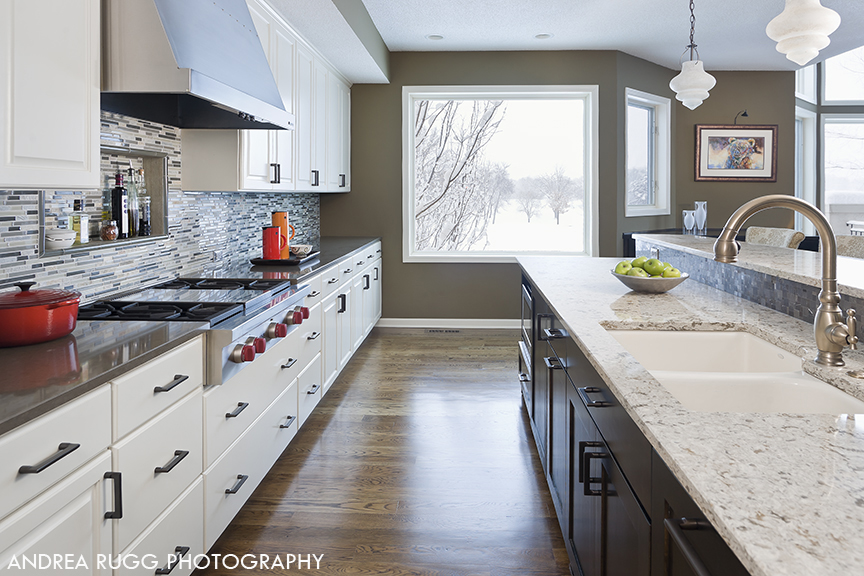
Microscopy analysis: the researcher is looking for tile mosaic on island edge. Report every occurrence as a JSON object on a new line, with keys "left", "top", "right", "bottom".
{"left": 0, "top": 111, "right": 320, "bottom": 302}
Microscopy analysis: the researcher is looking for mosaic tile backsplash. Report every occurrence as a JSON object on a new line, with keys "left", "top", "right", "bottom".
{"left": 0, "top": 112, "right": 320, "bottom": 301}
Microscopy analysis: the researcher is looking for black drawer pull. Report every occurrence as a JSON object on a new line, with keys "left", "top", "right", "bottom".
{"left": 328, "top": 277, "right": 338, "bottom": 284}
{"left": 155, "top": 450, "right": 189, "bottom": 474}
{"left": 154, "top": 374, "right": 188, "bottom": 394}
{"left": 664, "top": 518, "right": 714, "bottom": 576}
{"left": 307, "top": 384, "right": 321, "bottom": 395}
{"left": 340, "top": 173, "right": 346, "bottom": 187}
{"left": 104, "top": 471, "right": 123, "bottom": 519}
{"left": 155, "top": 546, "right": 190, "bottom": 575}
{"left": 578, "top": 386, "right": 613, "bottom": 408}
{"left": 376, "top": 249, "right": 381, "bottom": 253}
{"left": 367, "top": 253, "right": 374, "bottom": 259}
{"left": 309, "top": 290, "right": 321, "bottom": 298}
{"left": 543, "top": 356, "right": 563, "bottom": 370}
{"left": 19, "top": 442, "right": 80, "bottom": 474}
{"left": 518, "top": 372, "right": 530, "bottom": 383}
{"left": 582, "top": 450, "right": 608, "bottom": 496}
{"left": 225, "top": 402, "right": 249, "bottom": 419}
{"left": 307, "top": 331, "right": 320, "bottom": 340}
{"left": 337, "top": 294, "right": 347, "bottom": 314}
{"left": 357, "top": 260, "right": 365, "bottom": 266}
{"left": 281, "top": 358, "right": 297, "bottom": 370}
{"left": 373, "top": 267, "right": 379, "bottom": 280}
{"left": 270, "top": 163, "right": 279, "bottom": 184}
{"left": 543, "top": 328, "right": 568, "bottom": 340}
{"left": 363, "top": 274, "right": 370, "bottom": 290}
{"left": 225, "top": 474, "right": 249, "bottom": 494}
{"left": 344, "top": 268, "right": 352, "bottom": 274}
{"left": 280, "top": 415, "right": 297, "bottom": 429}
{"left": 577, "top": 441, "right": 604, "bottom": 483}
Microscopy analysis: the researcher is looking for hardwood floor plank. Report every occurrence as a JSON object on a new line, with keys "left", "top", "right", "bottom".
{"left": 194, "top": 328, "right": 569, "bottom": 576}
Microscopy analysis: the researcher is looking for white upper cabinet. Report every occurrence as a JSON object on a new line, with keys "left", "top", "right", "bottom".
{"left": 181, "top": 0, "right": 350, "bottom": 193}
{"left": 0, "top": 0, "right": 100, "bottom": 190}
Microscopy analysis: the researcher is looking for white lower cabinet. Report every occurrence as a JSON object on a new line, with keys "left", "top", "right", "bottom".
{"left": 118, "top": 478, "right": 203, "bottom": 576}
{"left": 0, "top": 451, "right": 112, "bottom": 576}
{"left": 297, "top": 353, "right": 323, "bottom": 427}
{"left": 203, "top": 378, "right": 298, "bottom": 551}
{"left": 111, "top": 389, "right": 202, "bottom": 552}
{"left": 322, "top": 290, "right": 340, "bottom": 391}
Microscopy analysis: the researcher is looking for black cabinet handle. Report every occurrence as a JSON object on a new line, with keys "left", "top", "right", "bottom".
{"left": 281, "top": 358, "right": 297, "bottom": 370}
{"left": 340, "top": 173, "right": 346, "bottom": 187}
{"left": 518, "top": 372, "right": 530, "bottom": 382}
{"left": 307, "top": 331, "right": 320, "bottom": 340}
{"left": 582, "top": 450, "right": 608, "bottom": 496}
{"left": 577, "top": 441, "right": 604, "bottom": 483}
{"left": 309, "top": 290, "right": 321, "bottom": 298}
{"left": 225, "top": 474, "right": 249, "bottom": 494}
{"left": 154, "top": 374, "right": 188, "bottom": 394}
{"left": 328, "top": 278, "right": 338, "bottom": 284}
{"left": 344, "top": 268, "right": 353, "bottom": 274}
{"left": 357, "top": 260, "right": 365, "bottom": 266}
{"left": 664, "top": 518, "right": 714, "bottom": 576}
{"left": 543, "top": 327, "right": 568, "bottom": 340}
{"left": 280, "top": 415, "right": 297, "bottom": 429}
{"left": 270, "top": 163, "right": 279, "bottom": 184}
{"left": 155, "top": 450, "right": 189, "bottom": 474}
{"left": 312, "top": 169, "right": 319, "bottom": 186}
{"left": 337, "top": 294, "right": 347, "bottom": 313}
{"left": 276, "top": 163, "right": 281, "bottom": 184}
{"left": 18, "top": 443, "right": 80, "bottom": 474}
{"left": 578, "top": 386, "right": 613, "bottom": 408}
{"left": 104, "top": 471, "right": 123, "bottom": 519}
{"left": 307, "top": 384, "right": 321, "bottom": 395}
{"left": 367, "top": 253, "right": 374, "bottom": 259}
{"left": 543, "top": 356, "right": 563, "bottom": 370}
{"left": 376, "top": 249, "right": 381, "bottom": 253}
{"left": 225, "top": 402, "right": 249, "bottom": 419}
{"left": 373, "top": 267, "right": 379, "bottom": 280}
{"left": 155, "top": 546, "right": 190, "bottom": 575}
{"left": 363, "top": 274, "right": 370, "bottom": 290}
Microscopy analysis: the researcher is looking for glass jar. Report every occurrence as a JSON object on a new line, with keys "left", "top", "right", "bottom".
{"left": 100, "top": 220, "right": 119, "bottom": 241}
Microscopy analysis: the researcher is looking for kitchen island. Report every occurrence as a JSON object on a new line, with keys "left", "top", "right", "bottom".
{"left": 518, "top": 255, "right": 864, "bottom": 576}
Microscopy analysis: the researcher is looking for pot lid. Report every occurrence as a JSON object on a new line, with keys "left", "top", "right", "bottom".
{"left": 0, "top": 282, "right": 81, "bottom": 310}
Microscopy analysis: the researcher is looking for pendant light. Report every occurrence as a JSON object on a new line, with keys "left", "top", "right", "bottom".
{"left": 766, "top": 0, "right": 841, "bottom": 66}
{"left": 669, "top": 0, "right": 716, "bottom": 110}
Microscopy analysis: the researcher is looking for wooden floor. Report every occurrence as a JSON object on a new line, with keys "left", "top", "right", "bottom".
{"left": 195, "top": 328, "right": 570, "bottom": 575}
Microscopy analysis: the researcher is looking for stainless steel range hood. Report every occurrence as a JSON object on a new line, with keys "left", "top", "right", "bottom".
{"left": 101, "top": 0, "right": 293, "bottom": 130}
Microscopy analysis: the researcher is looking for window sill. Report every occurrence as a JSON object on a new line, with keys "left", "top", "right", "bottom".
{"left": 625, "top": 207, "right": 670, "bottom": 218}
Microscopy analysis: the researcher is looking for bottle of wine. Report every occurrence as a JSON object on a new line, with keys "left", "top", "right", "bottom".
{"left": 125, "top": 162, "right": 139, "bottom": 237}
{"left": 111, "top": 172, "right": 129, "bottom": 239}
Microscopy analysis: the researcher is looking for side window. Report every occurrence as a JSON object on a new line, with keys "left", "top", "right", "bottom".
{"left": 625, "top": 89, "right": 670, "bottom": 217}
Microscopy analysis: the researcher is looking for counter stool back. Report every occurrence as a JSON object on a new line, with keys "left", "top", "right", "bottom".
{"left": 745, "top": 226, "right": 806, "bottom": 249}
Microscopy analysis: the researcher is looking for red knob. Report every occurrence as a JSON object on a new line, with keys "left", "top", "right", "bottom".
{"left": 292, "top": 311, "right": 303, "bottom": 325}
{"left": 231, "top": 344, "right": 256, "bottom": 363}
{"left": 274, "top": 323, "right": 288, "bottom": 337}
{"left": 300, "top": 306, "right": 310, "bottom": 319}
{"left": 253, "top": 337, "right": 267, "bottom": 354}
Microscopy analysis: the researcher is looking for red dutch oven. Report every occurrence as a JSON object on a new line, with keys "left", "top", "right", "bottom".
{"left": 0, "top": 282, "right": 81, "bottom": 347}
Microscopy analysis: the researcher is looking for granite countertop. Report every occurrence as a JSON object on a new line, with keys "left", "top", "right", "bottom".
{"left": 0, "top": 320, "right": 206, "bottom": 436}
{"left": 518, "top": 256, "right": 864, "bottom": 576}
{"left": 634, "top": 233, "right": 864, "bottom": 298}
{"left": 194, "top": 236, "right": 381, "bottom": 284}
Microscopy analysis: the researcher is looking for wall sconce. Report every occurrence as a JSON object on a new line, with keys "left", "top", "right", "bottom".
{"left": 734, "top": 110, "right": 749, "bottom": 125}
{"left": 766, "top": 0, "right": 841, "bottom": 66}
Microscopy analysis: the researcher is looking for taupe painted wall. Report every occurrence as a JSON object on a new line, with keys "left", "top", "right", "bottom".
{"left": 321, "top": 51, "right": 796, "bottom": 321}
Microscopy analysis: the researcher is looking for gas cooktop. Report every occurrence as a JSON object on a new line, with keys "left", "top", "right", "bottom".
{"left": 77, "top": 301, "right": 244, "bottom": 325}
{"left": 153, "top": 278, "right": 289, "bottom": 291}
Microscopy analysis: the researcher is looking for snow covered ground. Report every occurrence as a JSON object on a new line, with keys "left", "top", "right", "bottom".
{"left": 466, "top": 199, "right": 585, "bottom": 253}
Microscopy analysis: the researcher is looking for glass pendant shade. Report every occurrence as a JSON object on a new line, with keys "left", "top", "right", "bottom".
{"left": 766, "top": 0, "right": 841, "bottom": 66}
{"left": 669, "top": 60, "right": 716, "bottom": 110}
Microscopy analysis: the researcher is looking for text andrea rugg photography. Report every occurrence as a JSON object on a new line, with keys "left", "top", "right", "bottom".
{"left": 4, "top": 553, "right": 324, "bottom": 571}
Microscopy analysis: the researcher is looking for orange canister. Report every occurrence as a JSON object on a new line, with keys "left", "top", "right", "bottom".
{"left": 271, "top": 211, "right": 295, "bottom": 259}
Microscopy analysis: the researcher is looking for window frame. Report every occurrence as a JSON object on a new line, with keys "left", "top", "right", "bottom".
{"left": 795, "top": 64, "right": 817, "bottom": 104}
{"left": 821, "top": 46, "right": 864, "bottom": 106}
{"left": 624, "top": 88, "right": 671, "bottom": 218}
{"left": 794, "top": 106, "right": 817, "bottom": 236}
{"left": 401, "top": 85, "right": 599, "bottom": 263}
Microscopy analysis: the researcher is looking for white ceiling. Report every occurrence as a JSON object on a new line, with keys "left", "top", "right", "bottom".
{"left": 272, "top": 0, "right": 864, "bottom": 82}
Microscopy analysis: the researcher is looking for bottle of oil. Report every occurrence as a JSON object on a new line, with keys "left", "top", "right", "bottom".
{"left": 111, "top": 172, "right": 129, "bottom": 239}
{"left": 125, "top": 162, "right": 139, "bottom": 237}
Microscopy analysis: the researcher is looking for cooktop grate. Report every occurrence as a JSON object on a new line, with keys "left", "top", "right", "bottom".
{"left": 78, "top": 301, "right": 244, "bottom": 325}
{"left": 154, "top": 278, "right": 289, "bottom": 291}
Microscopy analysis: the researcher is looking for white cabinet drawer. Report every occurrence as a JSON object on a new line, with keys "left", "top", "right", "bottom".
{"left": 203, "top": 378, "right": 298, "bottom": 551}
{"left": 112, "top": 389, "right": 202, "bottom": 552}
{"left": 297, "top": 353, "right": 322, "bottom": 428}
{"left": 113, "top": 336, "right": 204, "bottom": 441}
{"left": 0, "top": 451, "right": 111, "bottom": 576}
{"left": 320, "top": 267, "right": 342, "bottom": 298}
{"left": 357, "top": 241, "right": 382, "bottom": 263}
{"left": 118, "top": 478, "right": 204, "bottom": 576}
{"left": 0, "top": 386, "right": 110, "bottom": 520}
{"left": 288, "top": 301, "right": 322, "bottom": 371}
{"left": 302, "top": 273, "right": 323, "bottom": 307}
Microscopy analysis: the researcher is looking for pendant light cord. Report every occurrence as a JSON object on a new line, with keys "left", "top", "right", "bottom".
{"left": 688, "top": 0, "right": 698, "bottom": 61}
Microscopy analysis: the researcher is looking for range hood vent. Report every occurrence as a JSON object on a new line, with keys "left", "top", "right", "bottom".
{"left": 102, "top": 0, "right": 293, "bottom": 130}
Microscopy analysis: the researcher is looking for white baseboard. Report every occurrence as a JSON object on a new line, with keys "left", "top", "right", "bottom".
{"left": 376, "top": 318, "right": 520, "bottom": 329}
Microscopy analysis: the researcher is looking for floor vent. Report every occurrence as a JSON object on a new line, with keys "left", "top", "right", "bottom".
{"left": 426, "top": 329, "right": 461, "bottom": 334}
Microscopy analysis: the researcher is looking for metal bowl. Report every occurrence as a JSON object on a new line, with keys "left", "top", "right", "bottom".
{"left": 611, "top": 270, "right": 689, "bottom": 293}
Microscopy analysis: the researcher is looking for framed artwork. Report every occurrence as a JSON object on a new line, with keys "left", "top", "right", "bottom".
{"left": 695, "top": 124, "right": 778, "bottom": 182}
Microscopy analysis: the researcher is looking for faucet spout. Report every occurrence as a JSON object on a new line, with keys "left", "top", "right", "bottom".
{"left": 713, "top": 195, "right": 855, "bottom": 366}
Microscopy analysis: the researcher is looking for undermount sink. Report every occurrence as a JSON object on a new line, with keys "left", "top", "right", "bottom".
{"left": 607, "top": 330, "right": 864, "bottom": 414}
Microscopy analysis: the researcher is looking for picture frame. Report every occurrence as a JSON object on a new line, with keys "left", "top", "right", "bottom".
{"left": 695, "top": 124, "right": 778, "bottom": 182}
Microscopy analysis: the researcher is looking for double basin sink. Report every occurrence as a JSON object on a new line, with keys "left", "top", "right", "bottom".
{"left": 607, "top": 330, "right": 864, "bottom": 414}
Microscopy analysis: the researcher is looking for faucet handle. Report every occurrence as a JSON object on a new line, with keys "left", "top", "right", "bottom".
{"left": 846, "top": 309, "right": 858, "bottom": 350}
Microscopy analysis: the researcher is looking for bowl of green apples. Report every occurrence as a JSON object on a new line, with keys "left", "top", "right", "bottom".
{"left": 611, "top": 257, "right": 689, "bottom": 293}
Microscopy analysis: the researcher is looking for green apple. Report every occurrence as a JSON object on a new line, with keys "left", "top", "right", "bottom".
{"left": 631, "top": 256, "right": 648, "bottom": 269}
{"left": 662, "top": 267, "right": 682, "bottom": 278}
{"left": 662, "top": 262, "right": 673, "bottom": 270}
{"left": 643, "top": 258, "right": 666, "bottom": 276}
{"left": 614, "top": 260, "right": 633, "bottom": 275}
{"left": 627, "top": 267, "right": 649, "bottom": 277}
